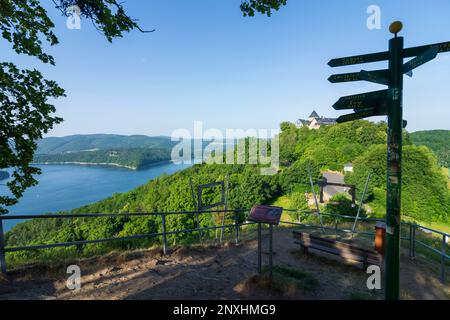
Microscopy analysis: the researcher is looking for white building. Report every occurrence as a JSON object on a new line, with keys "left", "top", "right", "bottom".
{"left": 344, "top": 163, "right": 353, "bottom": 173}
{"left": 296, "top": 111, "right": 337, "bottom": 130}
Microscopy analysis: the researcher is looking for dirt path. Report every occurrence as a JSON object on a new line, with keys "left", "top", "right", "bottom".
{"left": 0, "top": 229, "right": 448, "bottom": 300}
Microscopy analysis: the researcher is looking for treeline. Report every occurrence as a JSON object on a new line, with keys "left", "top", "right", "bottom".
{"left": 410, "top": 130, "right": 450, "bottom": 168}
{"left": 33, "top": 148, "right": 172, "bottom": 170}
{"left": 279, "top": 120, "right": 388, "bottom": 170}
{"left": 278, "top": 121, "right": 449, "bottom": 223}
{"left": 36, "top": 134, "right": 176, "bottom": 154}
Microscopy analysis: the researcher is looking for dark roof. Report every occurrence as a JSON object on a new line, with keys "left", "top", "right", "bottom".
{"left": 309, "top": 110, "right": 320, "bottom": 118}
{"left": 317, "top": 117, "right": 337, "bottom": 124}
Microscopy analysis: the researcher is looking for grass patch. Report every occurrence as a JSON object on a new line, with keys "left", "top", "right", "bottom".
{"left": 346, "top": 291, "right": 377, "bottom": 300}
{"left": 259, "top": 265, "right": 319, "bottom": 293}
{"left": 402, "top": 215, "right": 450, "bottom": 235}
{"left": 271, "top": 195, "right": 296, "bottom": 221}
{"left": 271, "top": 195, "right": 292, "bottom": 208}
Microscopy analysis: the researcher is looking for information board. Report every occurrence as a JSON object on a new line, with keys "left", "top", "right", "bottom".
{"left": 248, "top": 205, "right": 283, "bottom": 226}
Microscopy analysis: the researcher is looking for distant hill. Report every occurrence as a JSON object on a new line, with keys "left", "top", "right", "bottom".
{"left": 33, "top": 148, "right": 172, "bottom": 170}
{"left": 34, "top": 134, "right": 220, "bottom": 169}
{"left": 36, "top": 134, "right": 177, "bottom": 155}
{"left": 410, "top": 130, "right": 450, "bottom": 167}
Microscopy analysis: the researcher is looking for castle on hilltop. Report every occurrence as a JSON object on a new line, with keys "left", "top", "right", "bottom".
{"left": 296, "top": 110, "right": 337, "bottom": 130}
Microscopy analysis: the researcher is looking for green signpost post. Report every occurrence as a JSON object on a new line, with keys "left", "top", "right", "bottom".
{"left": 328, "top": 21, "right": 450, "bottom": 300}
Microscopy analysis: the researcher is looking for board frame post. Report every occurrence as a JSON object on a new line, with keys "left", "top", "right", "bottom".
{"left": 161, "top": 212, "right": 169, "bottom": 255}
{"left": 0, "top": 218, "right": 7, "bottom": 275}
{"left": 234, "top": 209, "right": 239, "bottom": 245}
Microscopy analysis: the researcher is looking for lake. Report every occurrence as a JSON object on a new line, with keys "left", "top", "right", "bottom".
{"left": 0, "top": 162, "right": 191, "bottom": 232}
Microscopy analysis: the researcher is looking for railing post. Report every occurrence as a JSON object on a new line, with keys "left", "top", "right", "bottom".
{"left": 408, "top": 223, "right": 414, "bottom": 258}
{"left": 0, "top": 218, "right": 7, "bottom": 275}
{"left": 269, "top": 224, "right": 273, "bottom": 280}
{"left": 319, "top": 181, "right": 324, "bottom": 203}
{"left": 441, "top": 234, "right": 446, "bottom": 283}
{"left": 335, "top": 217, "right": 338, "bottom": 239}
{"left": 234, "top": 210, "right": 239, "bottom": 245}
{"left": 258, "top": 222, "right": 262, "bottom": 274}
{"left": 161, "top": 213, "right": 169, "bottom": 255}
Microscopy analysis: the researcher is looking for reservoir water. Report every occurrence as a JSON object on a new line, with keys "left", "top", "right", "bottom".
{"left": 0, "top": 162, "right": 191, "bottom": 232}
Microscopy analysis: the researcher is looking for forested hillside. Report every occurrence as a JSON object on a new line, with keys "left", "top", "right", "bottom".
{"left": 34, "top": 148, "right": 171, "bottom": 170}
{"left": 410, "top": 130, "right": 449, "bottom": 167}
{"left": 36, "top": 134, "right": 176, "bottom": 154}
{"left": 345, "top": 145, "right": 449, "bottom": 222}
{"left": 6, "top": 121, "right": 449, "bottom": 265}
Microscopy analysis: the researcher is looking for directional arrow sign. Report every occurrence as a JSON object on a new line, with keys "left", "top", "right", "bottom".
{"left": 360, "top": 70, "right": 389, "bottom": 85}
{"left": 333, "top": 90, "right": 389, "bottom": 110}
{"left": 329, "top": 41, "right": 450, "bottom": 67}
{"left": 328, "top": 72, "right": 361, "bottom": 83}
{"left": 328, "top": 51, "right": 389, "bottom": 67}
{"left": 403, "top": 41, "right": 450, "bottom": 58}
{"left": 403, "top": 46, "right": 439, "bottom": 74}
{"left": 354, "top": 102, "right": 387, "bottom": 114}
{"left": 336, "top": 110, "right": 378, "bottom": 123}
{"left": 336, "top": 98, "right": 388, "bottom": 123}
{"left": 336, "top": 107, "right": 386, "bottom": 123}
{"left": 328, "top": 70, "right": 388, "bottom": 83}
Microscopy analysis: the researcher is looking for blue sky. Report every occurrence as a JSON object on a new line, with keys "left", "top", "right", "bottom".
{"left": 3, "top": 0, "right": 450, "bottom": 136}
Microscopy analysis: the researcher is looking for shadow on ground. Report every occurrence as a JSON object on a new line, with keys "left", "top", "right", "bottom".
{"left": 0, "top": 228, "right": 448, "bottom": 300}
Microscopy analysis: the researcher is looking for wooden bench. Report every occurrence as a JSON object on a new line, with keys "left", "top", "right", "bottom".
{"left": 293, "top": 231, "right": 382, "bottom": 269}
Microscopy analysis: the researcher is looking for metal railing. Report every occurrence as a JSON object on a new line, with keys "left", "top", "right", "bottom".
{"left": 0, "top": 209, "right": 448, "bottom": 283}
{"left": 408, "top": 223, "right": 449, "bottom": 282}
{"left": 0, "top": 209, "right": 252, "bottom": 274}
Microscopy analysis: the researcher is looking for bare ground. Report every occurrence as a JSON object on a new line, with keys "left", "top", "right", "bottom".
{"left": 0, "top": 228, "right": 448, "bottom": 300}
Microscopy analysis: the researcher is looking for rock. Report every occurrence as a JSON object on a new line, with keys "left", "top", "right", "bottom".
{"left": 107, "top": 266, "right": 121, "bottom": 273}
{"left": 156, "top": 259, "right": 173, "bottom": 266}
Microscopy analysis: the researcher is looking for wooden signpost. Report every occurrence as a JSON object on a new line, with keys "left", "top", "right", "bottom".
{"left": 328, "top": 21, "right": 450, "bottom": 300}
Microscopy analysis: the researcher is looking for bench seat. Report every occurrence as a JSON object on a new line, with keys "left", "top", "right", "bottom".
{"left": 293, "top": 231, "right": 382, "bottom": 269}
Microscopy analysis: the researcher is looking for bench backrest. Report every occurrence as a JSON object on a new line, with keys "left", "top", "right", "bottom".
{"left": 293, "top": 231, "right": 380, "bottom": 262}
